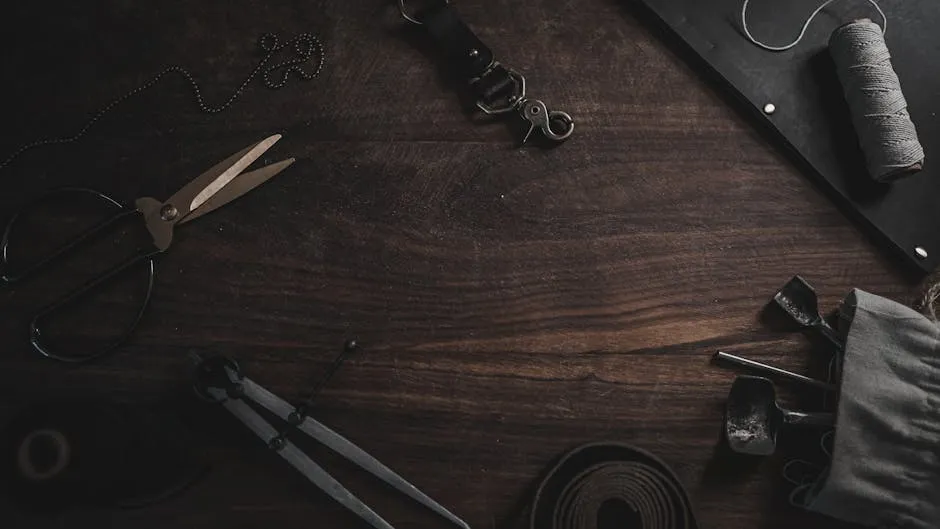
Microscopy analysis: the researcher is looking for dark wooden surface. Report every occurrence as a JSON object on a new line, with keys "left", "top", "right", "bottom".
{"left": 0, "top": 1, "right": 925, "bottom": 528}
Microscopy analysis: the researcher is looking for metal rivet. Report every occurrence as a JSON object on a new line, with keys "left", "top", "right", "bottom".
{"left": 915, "top": 246, "right": 928, "bottom": 259}
{"left": 763, "top": 103, "right": 776, "bottom": 115}
{"left": 160, "top": 205, "right": 179, "bottom": 221}
{"left": 469, "top": 49, "right": 479, "bottom": 58}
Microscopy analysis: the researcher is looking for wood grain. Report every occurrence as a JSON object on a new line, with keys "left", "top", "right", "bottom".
{"left": 0, "top": 1, "right": 924, "bottom": 528}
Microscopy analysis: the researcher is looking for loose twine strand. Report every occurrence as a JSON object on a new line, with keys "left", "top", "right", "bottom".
{"left": 919, "top": 281, "right": 940, "bottom": 322}
{"left": 741, "top": 0, "right": 887, "bottom": 52}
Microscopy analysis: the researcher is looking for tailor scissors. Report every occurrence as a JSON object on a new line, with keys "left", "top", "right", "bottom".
{"left": 193, "top": 355, "right": 471, "bottom": 529}
{"left": 0, "top": 135, "right": 294, "bottom": 362}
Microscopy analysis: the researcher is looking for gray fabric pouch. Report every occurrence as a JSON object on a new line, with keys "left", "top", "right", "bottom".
{"left": 800, "top": 289, "right": 940, "bottom": 528}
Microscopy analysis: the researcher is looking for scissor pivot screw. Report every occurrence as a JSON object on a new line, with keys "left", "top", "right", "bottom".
{"left": 160, "top": 205, "right": 179, "bottom": 221}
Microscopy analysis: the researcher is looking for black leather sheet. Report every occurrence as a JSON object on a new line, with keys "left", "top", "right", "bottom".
{"left": 634, "top": 0, "right": 940, "bottom": 273}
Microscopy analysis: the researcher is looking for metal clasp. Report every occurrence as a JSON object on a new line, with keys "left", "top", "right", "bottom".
{"left": 475, "top": 68, "right": 573, "bottom": 144}
{"left": 476, "top": 67, "right": 526, "bottom": 115}
{"left": 517, "top": 99, "right": 574, "bottom": 144}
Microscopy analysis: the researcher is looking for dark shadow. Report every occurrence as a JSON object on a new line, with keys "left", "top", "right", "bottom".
{"left": 701, "top": 413, "right": 765, "bottom": 487}
{"left": 494, "top": 447, "right": 569, "bottom": 529}
{"left": 1, "top": 396, "right": 209, "bottom": 514}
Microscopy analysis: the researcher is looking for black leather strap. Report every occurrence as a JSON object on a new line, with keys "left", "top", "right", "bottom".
{"left": 531, "top": 443, "right": 699, "bottom": 529}
{"left": 418, "top": 3, "right": 494, "bottom": 80}
{"left": 416, "top": 3, "right": 521, "bottom": 108}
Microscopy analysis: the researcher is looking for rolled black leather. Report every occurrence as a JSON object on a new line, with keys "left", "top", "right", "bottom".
{"left": 531, "top": 443, "right": 698, "bottom": 529}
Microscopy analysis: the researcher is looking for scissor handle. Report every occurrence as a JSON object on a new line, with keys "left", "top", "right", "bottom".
{"left": 30, "top": 249, "right": 159, "bottom": 363}
{"left": 1, "top": 188, "right": 158, "bottom": 363}
{"left": 2, "top": 188, "right": 131, "bottom": 283}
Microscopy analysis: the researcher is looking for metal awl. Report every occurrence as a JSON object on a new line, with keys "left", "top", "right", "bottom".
{"left": 714, "top": 351, "right": 836, "bottom": 392}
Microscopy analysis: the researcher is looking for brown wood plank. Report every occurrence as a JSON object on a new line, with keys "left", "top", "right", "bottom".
{"left": 0, "top": 1, "right": 920, "bottom": 528}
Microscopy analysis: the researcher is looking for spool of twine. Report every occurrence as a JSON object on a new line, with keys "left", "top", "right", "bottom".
{"left": 829, "top": 19, "right": 925, "bottom": 182}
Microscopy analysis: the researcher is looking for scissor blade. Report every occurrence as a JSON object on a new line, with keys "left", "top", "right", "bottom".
{"left": 165, "top": 134, "right": 282, "bottom": 220}
{"left": 178, "top": 158, "right": 295, "bottom": 225}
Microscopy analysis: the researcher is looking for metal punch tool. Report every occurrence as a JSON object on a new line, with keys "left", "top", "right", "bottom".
{"left": 772, "top": 275, "right": 844, "bottom": 351}
{"left": 725, "top": 375, "right": 834, "bottom": 456}
{"left": 0, "top": 135, "right": 294, "bottom": 362}
{"left": 193, "top": 356, "right": 471, "bottom": 529}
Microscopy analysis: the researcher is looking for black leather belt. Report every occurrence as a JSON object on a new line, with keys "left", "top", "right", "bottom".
{"left": 531, "top": 443, "right": 699, "bottom": 529}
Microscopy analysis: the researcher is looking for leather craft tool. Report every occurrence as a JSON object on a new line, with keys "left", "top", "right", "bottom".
{"left": 0, "top": 135, "right": 295, "bottom": 362}
{"left": 530, "top": 443, "right": 698, "bottom": 529}
{"left": 193, "top": 355, "right": 471, "bottom": 529}
{"left": 772, "top": 276, "right": 844, "bottom": 352}
{"left": 714, "top": 351, "right": 835, "bottom": 392}
{"left": 724, "top": 376, "right": 833, "bottom": 456}
{"left": 398, "top": 0, "right": 574, "bottom": 145}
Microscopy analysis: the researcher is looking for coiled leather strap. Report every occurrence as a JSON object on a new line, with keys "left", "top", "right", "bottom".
{"left": 531, "top": 443, "right": 699, "bottom": 529}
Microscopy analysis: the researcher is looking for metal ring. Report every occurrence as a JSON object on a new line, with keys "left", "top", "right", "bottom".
{"left": 398, "top": 0, "right": 449, "bottom": 25}
{"left": 546, "top": 110, "right": 575, "bottom": 141}
{"left": 476, "top": 68, "right": 526, "bottom": 115}
{"left": 2, "top": 187, "right": 156, "bottom": 363}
